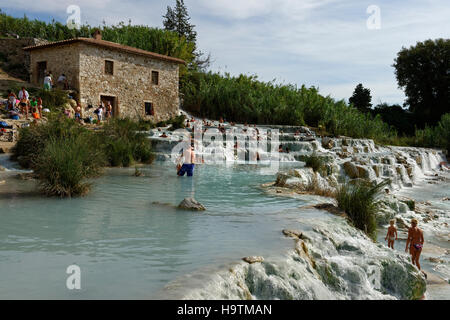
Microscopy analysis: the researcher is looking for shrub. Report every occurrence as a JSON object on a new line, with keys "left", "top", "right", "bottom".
{"left": 303, "top": 152, "right": 329, "bottom": 175}
{"left": 12, "top": 116, "right": 155, "bottom": 197}
{"left": 34, "top": 134, "right": 106, "bottom": 197}
{"left": 168, "top": 115, "right": 186, "bottom": 130}
{"left": 335, "top": 179, "right": 390, "bottom": 240}
{"left": 101, "top": 118, "right": 154, "bottom": 167}
{"left": 304, "top": 175, "right": 336, "bottom": 197}
{"left": 137, "top": 119, "right": 155, "bottom": 131}
{"left": 36, "top": 88, "right": 69, "bottom": 111}
{"left": 12, "top": 115, "right": 85, "bottom": 168}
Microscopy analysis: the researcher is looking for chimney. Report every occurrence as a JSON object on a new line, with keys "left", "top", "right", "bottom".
{"left": 92, "top": 29, "right": 102, "bottom": 40}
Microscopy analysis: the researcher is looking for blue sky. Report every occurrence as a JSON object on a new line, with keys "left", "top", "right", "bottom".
{"left": 1, "top": 0, "right": 449, "bottom": 105}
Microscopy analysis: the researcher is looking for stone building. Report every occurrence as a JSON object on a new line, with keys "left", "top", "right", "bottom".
{"left": 23, "top": 32, "right": 185, "bottom": 121}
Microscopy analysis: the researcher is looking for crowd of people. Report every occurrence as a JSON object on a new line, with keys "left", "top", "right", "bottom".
{"left": 62, "top": 100, "right": 113, "bottom": 125}
{"left": 4, "top": 87, "right": 47, "bottom": 120}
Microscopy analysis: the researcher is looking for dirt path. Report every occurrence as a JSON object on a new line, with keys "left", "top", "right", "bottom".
{"left": 0, "top": 66, "right": 35, "bottom": 96}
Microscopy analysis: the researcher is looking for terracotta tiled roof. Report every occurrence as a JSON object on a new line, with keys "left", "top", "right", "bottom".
{"left": 23, "top": 37, "right": 186, "bottom": 65}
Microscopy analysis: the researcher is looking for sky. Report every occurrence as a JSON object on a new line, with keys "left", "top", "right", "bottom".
{"left": 1, "top": 0, "right": 449, "bottom": 105}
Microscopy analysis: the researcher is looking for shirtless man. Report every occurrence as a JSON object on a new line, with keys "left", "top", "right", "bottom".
{"left": 405, "top": 218, "right": 424, "bottom": 270}
{"left": 106, "top": 101, "right": 113, "bottom": 119}
{"left": 177, "top": 141, "right": 195, "bottom": 177}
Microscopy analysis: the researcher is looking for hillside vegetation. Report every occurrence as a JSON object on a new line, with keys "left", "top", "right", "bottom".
{"left": 1, "top": 10, "right": 448, "bottom": 153}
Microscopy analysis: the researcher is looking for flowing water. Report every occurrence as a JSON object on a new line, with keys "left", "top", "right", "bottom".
{"left": 0, "top": 130, "right": 448, "bottom": 299}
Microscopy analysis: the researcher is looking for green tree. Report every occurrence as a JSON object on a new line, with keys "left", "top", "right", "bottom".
{"left": 349, "top": 83, "right": 372, "bottom": 113}
{"left": 393, "top": 39, "right": 450, "bottom": 128}
{"left": 163, "top": 0, "right": 197, "bottom": 43}
{"left": 163, "top": 0, "right": 210, "bottom": 71}
{"left": 372, "top": 103, "right": 415, "bottom": 135}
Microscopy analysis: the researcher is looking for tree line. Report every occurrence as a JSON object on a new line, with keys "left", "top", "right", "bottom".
{"left": 0, "top": 2, "right": 448, "bottom": 152}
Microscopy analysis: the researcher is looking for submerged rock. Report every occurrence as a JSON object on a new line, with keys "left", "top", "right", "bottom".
{"left": 242, "top": 256, "right": 264, "bottom": 264}
{"left": 178, "top": 198, "right": 206, "bottom": 211}
{"left": 0, "top": 165, "right": 5, "bottom": 171}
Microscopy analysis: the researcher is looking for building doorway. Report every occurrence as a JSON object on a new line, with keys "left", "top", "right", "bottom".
{"left": 37, "top": 61, "right": 47, "bottom": 85}
{"left": 100, "top": 95, "right": 118, "bottom": 118}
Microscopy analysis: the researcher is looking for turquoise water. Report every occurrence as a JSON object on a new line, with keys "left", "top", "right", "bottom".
{"left": 0, "top": 160, "right": 320, "bottom": 299}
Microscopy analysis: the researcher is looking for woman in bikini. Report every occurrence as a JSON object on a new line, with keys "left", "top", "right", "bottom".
{"left": 405, "top": 218, "right": 424, "bottom": 270}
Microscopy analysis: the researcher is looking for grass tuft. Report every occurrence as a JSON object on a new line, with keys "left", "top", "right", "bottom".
{"left": 335, "top": 179, "right": 390, "bottom": 240}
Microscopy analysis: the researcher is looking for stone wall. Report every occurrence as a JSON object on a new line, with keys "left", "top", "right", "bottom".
{"left": 0, "top": 38, "right": 48, "bottom": 80}
{"left": 28, "top": 43, "right": 80, "bottom": 90}
{"left": 78, "top": 43, "right": 180, "bottom": 122}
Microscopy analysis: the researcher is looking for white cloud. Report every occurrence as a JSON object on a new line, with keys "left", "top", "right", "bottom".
{"left": 1, "top": 0, "right": 448, "bottom": 104}
{"left": 0, "top": 0, "right": 112, "bottom": 13}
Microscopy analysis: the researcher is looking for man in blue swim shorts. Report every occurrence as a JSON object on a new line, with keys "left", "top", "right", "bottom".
{"left": 177, "top": 142, "right": 195, "bottom": 177}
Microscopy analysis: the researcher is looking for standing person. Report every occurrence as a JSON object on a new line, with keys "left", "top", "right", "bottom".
{"left": 18, "top": 87, "right": 29, "bottom": 101}
{"left": 405, "top": 218, "right": 424, "bottom": 270}
{"left": 95, "top": 102, "right": 104, "bottom": 123}
{"left": 48, "top": 71, "right": 54, "bottom": 88}
{"left": 43, "top": 73, "right": 53, "bottom": 90}
{"left": 105, "top": 101, "right": 113, "bottom": 119}
{"left": 57, "top": 73, "right": 69, "bottom": 89}
{"left": 18, "top": 87, "right": 29, "bottom": 119}
{"left": 177, "top": 141, "right": 195, "bottom": 177}
{"left": 385, "top": 219, "right": 398, "bottom": 249}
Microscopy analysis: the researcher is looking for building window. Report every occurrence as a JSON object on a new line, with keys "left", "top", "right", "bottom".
{"left": 152, "top": 71, "right": 159, "bottom": 85}
{"left": 105, "top": 60, "right": 114, "bottom": 75}
{"left": 145, "top": 102, "right": 154, "bottom": 116}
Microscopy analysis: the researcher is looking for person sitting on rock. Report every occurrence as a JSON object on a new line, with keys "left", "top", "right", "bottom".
{"left": 30, "top": 98, "right": 41, "bottom": 119}
{"left": 7, "top": 91, "right": 17, "bottom": 111}
{"left": 37, "top": 97, "right": 43, "bottom": 118}
{"left": 385, "top": 219, "right": 398, "bottom": 249}
{"left": 75, "top": 103, "right": 82, "bottom": 122}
